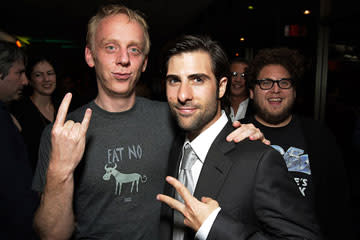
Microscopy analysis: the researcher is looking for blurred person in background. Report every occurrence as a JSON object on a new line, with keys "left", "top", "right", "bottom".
{"left": 11, "top": 55, "right": 58, "bottom": 172}
{"left": 228, "top": 57, "right": 253, "bottom": 121}
{"left": 0, "top": 40, "right": 39, "bottom": 239}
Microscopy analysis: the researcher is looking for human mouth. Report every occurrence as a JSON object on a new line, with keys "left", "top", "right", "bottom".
{"left": 175, "top": 106, "right": 197, "bottom": 116}
{"left": 268, "top": 97, "right": 282, "bottom": 105}
{"left": 42, "top": 84, "right": 53, "bottom": 88}
{"left": 232, "top": 83, "right": 243, "bottom": 89}
{"left": 112, "top": 72, "right": 131, "bottom": 80}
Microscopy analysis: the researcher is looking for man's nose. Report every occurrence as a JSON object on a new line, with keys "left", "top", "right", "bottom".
{"left": 177, "top": 82, "right": 193, "bottom": 103}
{"left": 116, "top": 48, "right": 130, "bottom": 66}
{"left": 271, "top": 82, "right": 281, "bottom": 93}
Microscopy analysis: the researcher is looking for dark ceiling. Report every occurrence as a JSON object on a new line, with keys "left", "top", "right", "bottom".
{"left": 2, "top": 0, "right": 358, "bottom": 44}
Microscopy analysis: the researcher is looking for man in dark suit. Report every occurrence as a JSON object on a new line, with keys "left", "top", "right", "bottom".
{"left": 157, "top": 35, "right": 322, "bottom": 240}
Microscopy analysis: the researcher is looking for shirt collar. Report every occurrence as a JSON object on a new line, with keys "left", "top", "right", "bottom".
{"left": 230, "top": 98, "right": 249, "bottom": 121}
{"left": 184, "top": 111, "right": 228, "bottom": 163}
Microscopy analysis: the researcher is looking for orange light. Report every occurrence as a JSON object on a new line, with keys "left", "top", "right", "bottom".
{"left": 15, "top": 40, "right": 22, "bottom": 48}
{"left": 235, "top": 53, "right": 239, "bottom": 56}
{"left": 240, "top": 37, "right": 245, "bottom": 42}
{"left": 304, "top": 10, "right": 311, "bottom": 15}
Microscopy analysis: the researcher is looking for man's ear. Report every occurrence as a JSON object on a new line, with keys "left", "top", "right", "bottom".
{"left": 218, "top": 77, "right": 228, "bottom": 98}
{"left": 141, "top": 56, "right": 148, "bottom": 72}
{"left": 85, "top": 46, "right": 95, "bottom": 68}
{"left": 249, "top": 89, "right": 254, "bottom": 99}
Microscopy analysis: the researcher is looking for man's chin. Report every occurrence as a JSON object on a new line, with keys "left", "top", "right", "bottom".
{"left": 262, "top": 112, "right": 291, "bottom": 125}
{"left": 177, "top": 119, "right": 192, "bottom": 131}
{"left": 175, "top": 116, "right": 196, "bottom": 132}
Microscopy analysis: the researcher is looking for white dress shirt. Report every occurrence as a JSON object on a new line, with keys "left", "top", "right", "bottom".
{"left": 179, "top": 111, "right": 228, "bottom": 240}
{"left": 229, "top": 98, "right": 249, "bottom": 122}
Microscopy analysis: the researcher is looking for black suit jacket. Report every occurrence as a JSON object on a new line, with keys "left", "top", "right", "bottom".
{"left": 160, "top": 122, "right": 322, "bottom": 240}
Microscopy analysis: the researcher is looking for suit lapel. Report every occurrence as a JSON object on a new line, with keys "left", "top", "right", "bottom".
{"left": 193, "top": 123, "right": 235, "bottom": 200}
{"left": 165, "top": 133, "right": 185, "bottom": 197}
{"left": 160, "top": 133, "right": 185, "bottom": 240}
{"left": 168, "top": 135, "right": 183, "bottom": 177}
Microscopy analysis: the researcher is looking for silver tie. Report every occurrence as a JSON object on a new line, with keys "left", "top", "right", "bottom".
{"left": 178, "top": 143, "right": 197, "bottom": 197}
{"left": 173, "top": 143, "right": 198, "bottom": 240}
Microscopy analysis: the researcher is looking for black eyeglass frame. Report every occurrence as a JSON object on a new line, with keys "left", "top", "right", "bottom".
{"left": 256, "top": 78, "right": 293, "bottom": 90}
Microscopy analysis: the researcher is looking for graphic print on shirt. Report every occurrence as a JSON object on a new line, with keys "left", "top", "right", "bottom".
{"left": 271, "top": 145, "right": 311, "bottom": 197}
{"left": 103, "top": 144, "right": 147, "bottom": 197}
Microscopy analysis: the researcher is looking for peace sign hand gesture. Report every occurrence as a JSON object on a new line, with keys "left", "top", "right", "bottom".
{"left": 157, "top": 176, "right": 219, "bottom": 231}
{"left": 50, "top": 93, "right": 92, "bottom": 174}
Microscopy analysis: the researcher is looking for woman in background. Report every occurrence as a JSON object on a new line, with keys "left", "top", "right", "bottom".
{"left": 11, "top": 55, "right": 58, "bottom": 173}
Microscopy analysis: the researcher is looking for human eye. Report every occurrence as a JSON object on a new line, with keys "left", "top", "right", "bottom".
{"left": 128, "top": 47, "right": 141, "bottom": 56}
{"left": 105, "top": 44, "right": 117, "bottom": 53}
{"left": 279, "top": 79, "right": 292, "bottom": 88}
{"left": 190, "top": 74, "right": 206, "bottom": 84}
{"left": 166, "top": 76, "right": 180, "bottom": 85}
{"left": 261, "top": 79, "right": 273, "bottom": 88}
{"left": 32, "top": 72, "right": 41, "bottom": 78}
{"left": 193, "top": 76, "right": 204, "bottom": 83}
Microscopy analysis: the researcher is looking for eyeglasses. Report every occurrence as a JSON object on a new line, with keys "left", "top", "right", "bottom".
{"left": 256, "top": 78, "right": 293, "bottom": 90}
{"left": 231, "top": 72, "right": 245, "bottom": 79}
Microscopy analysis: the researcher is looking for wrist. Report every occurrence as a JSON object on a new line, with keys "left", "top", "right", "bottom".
{"left": 47, "top": 156, "right": 75, "bottom": 184}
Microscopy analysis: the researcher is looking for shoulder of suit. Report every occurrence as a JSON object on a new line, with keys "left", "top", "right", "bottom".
{"left": 220, "top": 138, "right": 274, "bottom": 155}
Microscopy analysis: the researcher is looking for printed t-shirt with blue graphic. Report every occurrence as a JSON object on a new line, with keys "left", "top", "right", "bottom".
{"left": 243, "top": 115, "right": 315, "bottom": 204}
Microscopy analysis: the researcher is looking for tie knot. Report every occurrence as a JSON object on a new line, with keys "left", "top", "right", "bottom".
{"left": 181, "top": 143, "right": 197, "bottom": 170}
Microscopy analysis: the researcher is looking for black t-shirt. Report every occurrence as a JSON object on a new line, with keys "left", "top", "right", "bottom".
{"left": 0, "top": 101, "right": 39, "bottom": 239}
{"left": 243, "top": 115, "right": 315, "bottom": 204}
{"left": 10, "top": 97, "right": 54, "bottom": 173}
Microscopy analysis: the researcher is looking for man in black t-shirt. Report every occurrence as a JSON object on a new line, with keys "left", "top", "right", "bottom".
{"left": 242, "top": 47, "right": 356, "bottom": 240}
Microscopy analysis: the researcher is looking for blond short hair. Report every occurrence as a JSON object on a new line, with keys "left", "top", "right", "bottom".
{"left": 86, "top": 4, "right": 150, "bottom": 56}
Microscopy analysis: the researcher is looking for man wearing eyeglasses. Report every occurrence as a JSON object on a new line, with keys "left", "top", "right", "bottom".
{"left": 228, "top": 57, "right": 253, "bottom": 121}
{"left": 243, "top": 47, "right": 356, "bottom": 240}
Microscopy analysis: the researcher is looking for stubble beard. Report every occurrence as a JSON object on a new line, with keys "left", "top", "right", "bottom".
{"left": 170, "top": 100, "right": 219, "bottom": 135}
{"left": 253, "top": 98, "right": 294, "bottom": 125}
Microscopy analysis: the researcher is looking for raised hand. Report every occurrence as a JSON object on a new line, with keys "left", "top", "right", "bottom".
{"left": 226, "top": 121, "right": 270, "bottom": 145}
{"left": 157, "top": 176, "right": 219, "bottom": 231}
{"left": 50, "top": 93, "right": 92, "bottom": 173}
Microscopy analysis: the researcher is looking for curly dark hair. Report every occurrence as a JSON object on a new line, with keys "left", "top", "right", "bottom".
{"left": 245, "top": 47, "right": 305, "bottom": 90}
